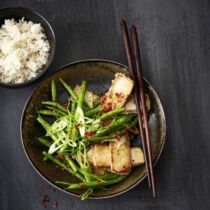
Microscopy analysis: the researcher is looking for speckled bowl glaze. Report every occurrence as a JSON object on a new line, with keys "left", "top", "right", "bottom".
{"left": 21, "top": 59, "right": 166, "bottom": 199}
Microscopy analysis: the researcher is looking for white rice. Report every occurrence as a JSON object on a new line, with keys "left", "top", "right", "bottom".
{"left": 0, "top": 18, "right": 50, "bottom": 84}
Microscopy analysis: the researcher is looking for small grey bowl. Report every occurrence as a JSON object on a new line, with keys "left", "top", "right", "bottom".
{"left": 0, "top": 7, "right": 56, "bottom": 87}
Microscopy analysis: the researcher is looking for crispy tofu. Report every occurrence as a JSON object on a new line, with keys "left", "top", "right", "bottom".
{"left": 92, "top": 166, "right": 107, "bottom": 175}
{"left": 74, "top": 85, "right": 99, "bottom": 108}
{"left": 109, "top": 73, "right": 134, "bottom": 98}
{"left": 145, "top": 94, "right": 151, "bottom": 111}
{"left": 124, "top": 95, "right": 137, "bottom": 113}
{"left": 93, "top": 144, "right": 111, "bottom": 168}
{"left": 104, "top": 73, "right": 134, "bottom": 109}
{"left": 87, "top": 143, "right": 144, "bottom": 174}
{"left": 74, "top": 85, "right": 80, "bottom": 96}
{"left": 131, "top": 147, "right": 145, "bottom": 166}
{"left": 110, "top": 135, "right": 132, "bottom": 174}
{"left": 87, "top": 146, "right": 109, "bottom": 175}
{"left": 88, "top": 145, "right": 144, "bottom": 167}
{"left": 124, "top": 94, "right": 151, "bottom": 113}
{"left": 87, "top": 146, "right": 94, "bottom": 164}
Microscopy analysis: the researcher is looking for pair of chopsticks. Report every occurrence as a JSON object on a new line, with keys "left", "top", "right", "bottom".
{"left": 120, "top": 19, "right": 156, "bottom": 197}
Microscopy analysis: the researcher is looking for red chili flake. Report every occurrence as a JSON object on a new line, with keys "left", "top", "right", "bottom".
{"left": 40, "top": 194, "right": 50, "bottom": 208}
{"left": 115, "top": 92, "right": 124, "bottom": 98}
{"left": 120, "top": 166, "right": 131, "bottom": 173}
{"left": 75, "top": 124, "right": 80, "bottom": 129}
{"left": 100, "top": 95, "right": 107, "bottom": 105}
{"left": 125, "top": 133, "right": 129, "bottom": 139}
{"left": 124, "top": 127, "right": 129, "bottom": 131}
{"left": 102, "top": 119, "right": 111, "bottom": 126}
{"left": 53, "top": 201, "right": 58, "bottom": 208}
{"left": 41, "top": 194, "right": 50, "bottom": 203}
{"left": 115, "top": 93, "right": 125, "bottom": 102}
{"left": 103, "top": 102, "right": 113, "bottom": 112}
{"left": 85, "top": 131, "right": 96, "bottom": 138}
{"left": 56, "top": 154, "right": 64, "bottom": 161}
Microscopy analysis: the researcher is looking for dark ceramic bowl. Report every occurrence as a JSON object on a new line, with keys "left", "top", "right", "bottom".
{"left": 21, "top": 59, "right": 166, "bottom": 199}
{"left": 0, "top": 7, "right": 56, "bottom": 87}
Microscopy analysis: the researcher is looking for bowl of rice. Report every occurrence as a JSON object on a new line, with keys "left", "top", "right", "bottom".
{"left": 0, "top": 7, "right": 56, "bottom": 87}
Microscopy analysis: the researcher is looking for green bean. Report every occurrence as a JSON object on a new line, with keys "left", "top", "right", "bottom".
{"left": 51, "top": 80, "right": 57, "bottom": 102}
{"left": 111, "top": 125, "right": 128, "bottom": 133}
{"left": 81, "top": 188, "right": 94, "bottom": 200}
{"left": 56, "top": 161, "right": 107, "bottom": 181}
{"left": 42, "top": 101, "right": 67, "bottom": 113}
{"left": 56, "top": 181, "right": 71, "bottom": 186}
{"left": 81, "top": 165, "right": 93, "bottom": 182}
{"left": 59, "top": 78, "right": 78, "bottom": 101}
{"left": 85, "top": 130, "right": 127, "bottom": 142}
{"left": 124, "top": 115, "right": 138, "bottom": 129}
{"left": 65, "top": 175, "right": 127, "bottom": 190}
{"left": 93, "top": 98, "right": 100, "bottom": 108}
{"left": 78, "top": 170, "right": 120, "bottom": 180}
{"left": 71, "top": 80, "right": 87, "bottom": 140}
{"left": 35, "top": 137, "right": 51, "bottom": 147}
{"left": 36, "top": 116, "right": 60, "bottom": 142}
{"left": 95, "top": 115, "right": 133, "bottom": 137}
{"left": 110, "top": 115, "right": 137, "bottom": 133}
{"left": 43, "top": 152, "right": 85, "bottom": 182}
{"left": 44, "top": 106, "right": 67, "bottom": 116}
{"left": 77, "top": 80, "right": 87, "bottom": 109}
{"left": 70, "top": 101, "right": 76, "bottom": 114}
{"left": 85, "top": 106, "right": 102, "bottom": 117}
{"left": 38, "top": 110, "right": 61, "bottom": 117}
{"left": 98, "top": 173, "right": 121, "bottom": 180}
{"left": 37, "top": 116, "right": 51, "bottom": 130}
{"left": 64, "top": 155, "right": 78, "bottom": 173}
{"left": 99, "top": 108, "right": 124, "bottom": 120}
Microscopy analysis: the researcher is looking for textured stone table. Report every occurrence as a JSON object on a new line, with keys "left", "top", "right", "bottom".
{"left": 0, "top": 0, "right": 209, "bottom": 209}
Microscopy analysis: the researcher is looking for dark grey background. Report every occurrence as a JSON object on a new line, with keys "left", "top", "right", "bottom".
{"left": 0, "top": 0, "right": 209, "bottom": 209}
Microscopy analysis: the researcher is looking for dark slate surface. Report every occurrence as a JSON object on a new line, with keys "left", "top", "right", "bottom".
{"left": 0, "top": 0, "right": 210, "bottom": 209}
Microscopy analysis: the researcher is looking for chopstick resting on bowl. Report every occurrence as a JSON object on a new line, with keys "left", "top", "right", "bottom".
{"left": 120, "top": 19, "right": 156, "bottom": 197}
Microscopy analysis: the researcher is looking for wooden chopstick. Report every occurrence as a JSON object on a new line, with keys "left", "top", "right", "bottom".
{"left": 130, "top": 25, "right": 156, "bottom": 197}
{"left": 120, "top": 19, "right": 151, "bottom": 187}
{"left": 120, "top": 19, "right": 156, "bottom": 197}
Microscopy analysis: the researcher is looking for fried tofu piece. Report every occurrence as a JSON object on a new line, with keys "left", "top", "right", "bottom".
{"left": 74, "top": 85, "right": 80, "bottom": 95}
{"left": 87, "top": 146, "right": 94, "bottom": 164}
{"left": 124, "top": 94, "right": 151, "bottom": 113}
{"left": 110, "top": 135, "right": 132, "bottom": 174}
{"left": 131, "top": 147, "right": 145, "bottom": 166}
{"left": 145, "top": 94, "right": 151, "bottom": 111}
{"left": 74, "top": 84, "right": 99, "bottom": 108}
{"left": 124, "top": 95, "right": 137, "bottom": 113}
{"left": 93, "top": 144, "right": 111, "bottom": 168}
{"left": 88, "top": 145, "right": 144, "bottom": 167}
{"left": 87, "top": 145, "right": 110, "bottom": 175}
{"left": 109, "top": 73, "right": 134, "bottom": 98}
{"left": 92, "top": 166, "right": 107, "bottom": 175}
{"left": 87, "top": 142, "right": 144, "bottom": 174}
{"left": 102, "top": 73, "right": 134, "bottom": 109}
